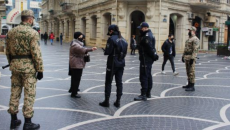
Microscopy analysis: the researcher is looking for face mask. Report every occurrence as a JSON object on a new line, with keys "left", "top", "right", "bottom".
{"left": 78, "top": 38, "right": 83, "bottom": 42}
{"left": 139, "top": 30, "right": 144, "bottom": 34}
{"left": 188, "top": 32, "right": 192, "bottom": 37}
{"left": 171, "top": 38, "right": 174, "bottom": 41}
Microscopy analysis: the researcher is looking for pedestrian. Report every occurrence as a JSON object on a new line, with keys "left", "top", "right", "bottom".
{"left": 82, "top": 34, "right": 86, "bottom": 46}
{"left": 130, "top": 35, "right": 137, "bottom": 55}
{"left": 41, "top": 33, "right": 43, "bottom": 40}
{"left": 49, "top": 32, "right": 55, "bottom": 45}
{"left": 5, "top": 9, "right": 44, "bottom": 130}
{"left": 134, "top": 22, "right": 159, "bottom": 101}
{"left": 182, "top": 26, "right": 200, "bottom": 91}
{"left": 44, "top": 32, "right": 48, "bottom": 45}
{"left": 161, "top": 34, "right": 179, "bottom": 76}
{"left": 69, "top": 32, "right": 97, "bottom": 98}
{"left": 99, "top": 25, "right": 128, "bottom": 108}
{"left": 60, "top": 33, "right": 63, "bottom": 45}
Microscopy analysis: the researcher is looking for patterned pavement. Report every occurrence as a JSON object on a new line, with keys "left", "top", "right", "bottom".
{"left": 0, "top": 40, "right": 230, "bottom": 130}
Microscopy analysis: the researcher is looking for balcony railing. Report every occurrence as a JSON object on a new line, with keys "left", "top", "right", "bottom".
{"left": 60, "top": 3, "right": 75, "bottom": 13}
{"left": 190, "top": 0, "right": 221, "bottom": 8}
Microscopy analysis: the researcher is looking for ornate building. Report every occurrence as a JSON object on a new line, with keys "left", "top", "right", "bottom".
{"left": 40, "top": 0, "right": 230, "bottom": 51}
{"left": 0, "top": 0, "right": 7, "bottom": 35}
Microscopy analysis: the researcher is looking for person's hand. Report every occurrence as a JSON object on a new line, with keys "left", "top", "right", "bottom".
{"left": 190, "top": 59, "right": 194, "bottom": 65}
{"left": 37, "top": 72, "right": 43, "bottom": 80}
{"left": 92, "top": 47, "right": 97, "bottom": 51}
{"left": 182, "top": 57, "right": 185, "bottom": 63}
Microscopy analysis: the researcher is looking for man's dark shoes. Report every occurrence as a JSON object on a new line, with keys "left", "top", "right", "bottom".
{"left": 99, "top": 101, "right": 110, "bottom": 107}
{"left": 10, "top": 114, "right": 21, "bottom": 129}
{"left": 185, "top": 83, "right": 195, "bottom": 91}
{"left": 71, "top": 94, "right": 81, "bottom": 98}
{"left": 10, "top": 119, "right": 21, "bottom": 129}
{"left": 23, "top": 118, "right": 40, "bottom": 130}
{"left": 134, "top": 95, "right": 147, "bottom": 101}
{"left": 114, "top": 101, "right": 120, "bottom": 108}
{"left": 23, "top": 123, "right": 40, "bottom": 130}
{"left": 182, "top": 82, "right": 190, "bottom": 88}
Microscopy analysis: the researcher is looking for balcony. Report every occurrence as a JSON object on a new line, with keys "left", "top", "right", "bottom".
{"left": 190, "top": 0, "right": 221, "bottom": 9}
{"left": 0, "top": 5, "right": 6, "bottom": 11}
{"left": 60, "top": 3, "right": 76, "bottom": 14}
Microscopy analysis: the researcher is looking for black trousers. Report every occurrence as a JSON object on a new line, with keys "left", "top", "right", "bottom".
{"left": 69, "top": 69, "right": 83, "bottom": 95}
{"left": 104, "top": 67, "right": 124, "bottom": 97}
{"left": 131, "top": 49, "right": 136, "bottom": 55}
{"left": 139, "top": 62, "right": 153, "bottom": 95}
{"left": 162, "top": 55, "right": 175, "bottom": 72}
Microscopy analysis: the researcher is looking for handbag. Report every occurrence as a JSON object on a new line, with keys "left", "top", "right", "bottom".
{"left": 84, "top": 54, "right": 90, "bottom": 62}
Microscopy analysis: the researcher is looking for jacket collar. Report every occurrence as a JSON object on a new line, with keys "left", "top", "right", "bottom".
{"left": 72, "top": 39, "right": 83, "bottom": 46}
{"left": 20, "top": 22, "right": 32, "bottom": 27}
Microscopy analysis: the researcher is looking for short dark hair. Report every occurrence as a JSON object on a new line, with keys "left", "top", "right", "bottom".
{"left": 168, "top": 34, "right": 173, "bottom": 37}
{"left": 21, "top": 16, "right": 31, "bottom": 22}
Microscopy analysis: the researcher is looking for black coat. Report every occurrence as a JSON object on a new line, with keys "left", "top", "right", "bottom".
{"left": 161, "top": 39, "right": 176, "bottom": 57}
{"left": 138, "top": 30, "right": 157, "bottom": 63}
{"left": 130, "top": 38, "right": 136, "bottom": 50}
{"left": 44, "top": 33, "right": 48, "bottom": 40}
{"left": 104, "top": 32, "right": 128, "bottom": 68}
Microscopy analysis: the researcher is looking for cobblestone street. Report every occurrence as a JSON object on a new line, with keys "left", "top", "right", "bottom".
{"left": 0, "top": 41, "right": 230, "bottom": 130}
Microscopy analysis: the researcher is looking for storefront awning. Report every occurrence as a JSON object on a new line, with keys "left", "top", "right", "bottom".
{"left": 226, "top": 20, "right": 230, "bottom": 25}
{"left": 6, "top": 9, "right": 21, "bottom": 25}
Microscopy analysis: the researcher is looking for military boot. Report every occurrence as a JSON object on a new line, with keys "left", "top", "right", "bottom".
{"left": 134, "top": 91, "right": 147, "bottom": 101}
{"left": 99, "top": 96, "right": 110, "bottom": 107}
{"left": 114, "top": 96, "right": 121, "bottom": 108}
{"left": 10, "top": 114, "right": 21, "bottom": 130}
{"left": 182, "top": 81, "right": 190, "bottom": 88}
{"left": 23, "top": 118, "right": 40, "bottom": 130}
{"left": 185, "top": 83, "right": 195, "bottom": 91}
{"left": 146, "top": 90, "right": 152, "bottom": 98}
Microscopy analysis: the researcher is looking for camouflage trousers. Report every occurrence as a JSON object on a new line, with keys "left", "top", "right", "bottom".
{"left": 185, "top": 60, "right": 195, "bottom": 83}
{"left": 8, "top": 72, "right": 37, "bottom": 118}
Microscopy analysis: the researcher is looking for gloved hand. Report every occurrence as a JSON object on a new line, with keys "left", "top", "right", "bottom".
{"left": 37, "top": 72, "right": 43, "bottom": 80}
{"left": 182, "top": 57, "right": 185, "bottom": 63}
{"left": 190, "top": 59, "right": 194, "bottom": 65}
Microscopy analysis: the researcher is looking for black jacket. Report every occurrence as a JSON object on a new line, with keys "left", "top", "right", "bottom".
{"left": 130, "top": 38, "right": 136, "bottom": 49}
{"left": 44, "top": 33, "right": 48, "bottom": 40}
{"left": 161, "top": 39, "right": 176, "bottom": 57}
{"left": 104, "top": 32, "right": 128, "bottom": 68}
{"left": 138, "top": 30, "right": 157, "bottom": 63}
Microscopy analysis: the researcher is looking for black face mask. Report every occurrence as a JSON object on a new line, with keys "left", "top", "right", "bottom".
{"left": 171, "top": 38, "right": 174, "bottom": 41}
{"left": 139, "top": 30, "right": 144, "bottom": 35}
{"left": 78, "top": 38, "right": 83, "bottom": 42}
{"left": 188, "top": 32, "right": 192, "bottom": 37}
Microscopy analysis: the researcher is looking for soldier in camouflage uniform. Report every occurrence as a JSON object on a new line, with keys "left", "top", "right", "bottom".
{"left": 6, "top": 10, "right": 43, "bottom": 130}
{"left": 182, "top": 26, "right": 199, "bottom": 91}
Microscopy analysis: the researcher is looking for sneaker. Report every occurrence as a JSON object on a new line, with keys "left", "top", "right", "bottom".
{"left": 161, "top": 71, "right": 166, "bottom": 74}
{"left": 173, "top": 71, "right": 179, "bottom": 76}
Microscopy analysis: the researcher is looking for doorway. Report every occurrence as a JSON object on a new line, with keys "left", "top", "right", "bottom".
{"left": 130, "top": 11, "right": 145, "bottom": 44}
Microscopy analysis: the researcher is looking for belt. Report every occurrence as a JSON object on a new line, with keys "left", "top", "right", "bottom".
{"left": 11, "top": 55, "right": 32, "bottom": 59}
{"left": 184, "top": 52, "right": 192, "bottom": 55}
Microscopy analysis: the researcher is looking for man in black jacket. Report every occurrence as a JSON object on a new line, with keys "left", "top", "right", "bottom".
{"left": 161, "top": 34, "right": 178, "bottom": 76}
{"left": 99, "top": 25, "right": 128, "bottom": 108}
{"left": 134, "top": 22, "right": 158, "bottom": 101}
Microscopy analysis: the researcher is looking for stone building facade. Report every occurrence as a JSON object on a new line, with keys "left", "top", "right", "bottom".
{"left": 0, "top": 0, "right": 7, "bottom": 35}
{"left": 40, "top": 0, "right": 230, "bottom": 51}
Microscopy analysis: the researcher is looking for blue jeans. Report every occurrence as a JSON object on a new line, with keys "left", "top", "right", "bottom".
{"left": 50, "top": 39, "right": 53, "bottom": 44}
{"left": 60, "top": 40, "right": 62, "bottom": 45}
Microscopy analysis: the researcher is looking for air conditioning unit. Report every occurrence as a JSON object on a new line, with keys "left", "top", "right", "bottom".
{"left": 205, "top": 28, "right": 213, "bottom": 36}
{"left": 188, "top": 13, "right": 195, "bottom": 20}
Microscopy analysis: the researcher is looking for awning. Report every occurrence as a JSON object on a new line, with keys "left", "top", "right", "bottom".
{"left": 226, "top": 20, "right": 230, "bottom": 25}
{"left": 6, "top": 8, "right": 21, "bottom": 24}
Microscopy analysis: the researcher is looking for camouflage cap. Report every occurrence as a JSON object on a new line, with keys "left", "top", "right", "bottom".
{"left": 188, "top": 26, "right": 197, "bottom": 32}
{"left": 21, "top": 10, "right": 34, "bottom": 18}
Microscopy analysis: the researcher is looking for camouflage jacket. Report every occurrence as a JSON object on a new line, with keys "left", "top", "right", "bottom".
{"left": 6, "top": 22, "right": 44, "bottom": 73}
{"left": 182, "top": 35, "right": 200, "bottom": 60}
